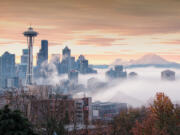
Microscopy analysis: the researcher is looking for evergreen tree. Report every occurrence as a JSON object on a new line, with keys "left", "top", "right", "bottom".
{"left": 0, "top": 105, "right": 37, "bottom": 135}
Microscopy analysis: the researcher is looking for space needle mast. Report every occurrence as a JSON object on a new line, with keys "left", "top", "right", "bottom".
{"left": 23, "top": 27, "right": 38, "bottom": 85}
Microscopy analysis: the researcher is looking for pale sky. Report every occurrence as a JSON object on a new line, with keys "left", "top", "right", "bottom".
{"left": 0, "top": 0, "right": 180, "bottom": 64}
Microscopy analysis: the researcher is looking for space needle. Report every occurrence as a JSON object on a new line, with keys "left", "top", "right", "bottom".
{"left": 23, "top": 27, "right": 38, "bottom": 85}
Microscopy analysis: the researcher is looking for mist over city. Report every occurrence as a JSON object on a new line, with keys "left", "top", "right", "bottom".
{"left": 33, "top": 55, "right": 180, "bottom": 107}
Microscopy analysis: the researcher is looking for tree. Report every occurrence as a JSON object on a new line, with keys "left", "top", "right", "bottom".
{"left": 174, "top": 104, "right": 180, "bottom": 133}
{"left": 132, "top": 114, "right": 160, "bottom": 135}
{"left": 150, "top": 93, "right": 177, "bottom": 134}
{"left": 30, "top": 98, "right": 68, "bottom": 135}
{"left": 111, "top": 107, "right": 147, "bottom": 135}
{"left": 0, "top": 105, "right": 37, "bottom": 135}
{"left": 132, "top": 93, "right": 180, "bottom": 135}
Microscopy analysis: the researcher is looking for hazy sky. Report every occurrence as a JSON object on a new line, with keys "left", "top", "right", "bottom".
{"left": 1, "top": 0, "right": 180, "bottom": 64}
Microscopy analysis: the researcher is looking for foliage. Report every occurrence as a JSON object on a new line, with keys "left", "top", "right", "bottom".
{"left": 45, "top": 117, "right": 67, "bottom": 135}
{"left": 132, "top": 93, "right": 180, "bottom": 135}
{"left": 111, "top": 107, "right": 147, "bottom": 135}
{"left": 34, "top": 99, "right": 68, "bottom": 135}
{"left": 0, "top": 105, "right": 37, "bottom": 135}
{"left": 111, "top": 93, "right": 180, "bottom": 135}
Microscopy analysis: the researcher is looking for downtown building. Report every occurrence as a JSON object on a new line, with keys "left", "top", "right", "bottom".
{"left": 106, "top": 65, "right": 127, "bottom": 79}
{"left": 68, "top": 70, "right": 79, "bottom": 83}
{"left": 161, "top": 69, "right": 175, "bottom": 81}
{"left": 37, "top": 40, "right": 48, "bottom": 67}
{"left": 59, "top": 46, "right": 76, "bottom": 73}
{"left": 59, "top": 46, "right": 97, "bottom": 75}
{"left": 33, "top": 46, "right": 97, "bottom": 80}
{"left": 92, "top": 101, "right": 127, "bottom": 121}
{"left": 5, "top": 85, "right": 93, "bottom": 126}
{"left": 29, "top": 96, "right": 93, "bottom": 125}
{"left": 17, "top": 49, "right": 28, "bottom": 85}
{"left": 0, "top": 52, "right": 17, "bottom": 88}
{"left": 34, "top": 40, "right": 49, "bottom": 78}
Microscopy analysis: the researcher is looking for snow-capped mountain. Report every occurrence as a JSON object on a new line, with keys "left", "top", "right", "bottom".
{"left": 130, "top": 54, "right": 170, "bottom": 65}
{"left": 111, "top": 54, "right": 180, "bottom": 68}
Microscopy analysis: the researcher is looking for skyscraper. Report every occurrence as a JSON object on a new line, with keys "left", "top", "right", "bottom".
{"left": 0, "top": 52, "right": 16, "bottom": 88}
{"left": 106, "top": 65, "right": 127, "bottom": 79}
{"left": 61, "top": 46, "right": 73, "bottom": 73}
{"left": 68, "top": 70, "right": 78, "bottom": 83}
{"left": 62, "top": 46, "right": 71, "bottom": 60}
{"left": 37, "top": 40, "right": 48, "bottom": 67}
{"left": 161, "top": 70, "right": 175, "bottom": 81}
{"left": 77, "top": 55, "right": 97, "bottom": 74}
{"left": 18, "top": 49, "right": 28, "bottom": 85}
{"left": 21, "top": 49, "right": 28, "bottom": 65}
{"left": 80, "top": 59, "right": 88, "bottom": 74}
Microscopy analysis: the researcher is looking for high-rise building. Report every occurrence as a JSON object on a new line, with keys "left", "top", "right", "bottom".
{"left": 75, "top": 97, "right": 92, "bottom": 124}
{"left": 161, "top": 70, "right": 175, "bottom": 81}
{"left": 77, "top": 55, "right": 85, "bottom": 70}
{"left": 77, "top": 55, "right": 97, "bottom": 74}
{"left": 60, "top": 46, "right": 76, "bottom": 73}
{"left": 60, "top": 59, "right": 69, "bottom": 73}
{"left": 80, "top": 59, "right": 88, "bottom": 74}
{"left": 0, "top": 52, "right": 16, "bottom": 88}
{"left": 68, "top": 70, "right": 78, "bottom": 83}
{"left": 78, "top": 55, "right": 85, "bottom": 61}
{"left": 115, "top": 65, "right": 123, "bottom": 72}
{"left": 115, "top": 65, "right": 127, "bottom": 78}
{"left": 6, "top": 77, "right": 20, "bottom": 88}
{"left": 37, "top": 40, "right": 48, "bottom": 67}
{"left": 62, "top": 46, "right": 71, "bottom": 60}
{"left": 18, "top": 49, "right": 28, "bottom": 85}
{"left": 106, "top": 65, "right": 127, "bottom": 79}
{"left": 21, "top": 49, "right": 28, "bottom": 65}
{"left": 128, "top": 72, "right": 138, "bottom": 79}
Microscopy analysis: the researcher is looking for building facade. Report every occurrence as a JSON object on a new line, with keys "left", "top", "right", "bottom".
{"left": 0, "top": 52, "right": 16, "bottom": 88}
{"left": 161, "top": 70, "right": 175, "bottom": 81}
{"left": 106, "top": 65, "right": 127, "bottom": 79}
{"left": 37, "top": 40, "right": 48, "bottom": 67}
{"left": 68, "top": 70, "right": 79, "bottom": 83}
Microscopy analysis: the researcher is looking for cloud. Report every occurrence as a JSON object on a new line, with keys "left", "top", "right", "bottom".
{"left": 0, "top": 38, "right": 23, "bottom": 45}
{"left": 1, "top": 0, "right": 180, "bottom": 36}
{"left": 1, "top": 0, "right": 180, "bottom": 63}
{"left": 37, "top": 65, "right": 180, "bottom": 107}
{"left": 76, "top": 36, "right": 125, "bottom": 46}
{"left": 159, "top": 40, "right": 180, "bottom": 45}
{"left": 86, "top": 67, "right": 180, "bottom": 107}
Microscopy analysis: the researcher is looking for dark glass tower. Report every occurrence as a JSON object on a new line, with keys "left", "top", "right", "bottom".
{"left": 37, "top": 40, "right": 48, "bottom": 66}
{"left": 62, "top": 46, "right": 71, "bottom": 60}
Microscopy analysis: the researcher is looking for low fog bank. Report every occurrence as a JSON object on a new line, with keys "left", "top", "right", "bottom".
{"left": 89, "top": 67, "right": 180, "bottom": 107}
{"left": 35, "top": 66, "right": 180, "bottom": 107}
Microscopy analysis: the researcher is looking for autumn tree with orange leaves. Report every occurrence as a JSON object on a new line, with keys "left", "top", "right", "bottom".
{"left": 111, "top": 107, "right": 147, "bottom": 135}
{"left": 132, "top": 93, "right": 180, "bottom": 135}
